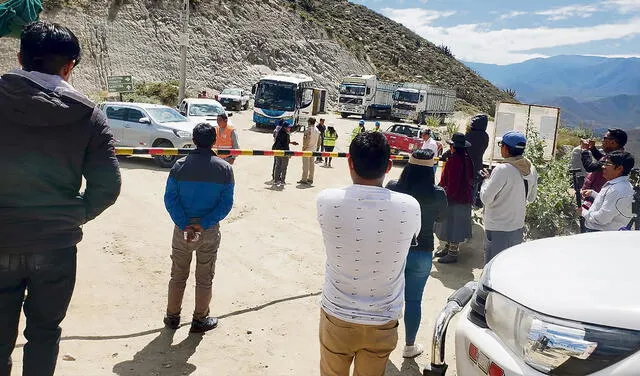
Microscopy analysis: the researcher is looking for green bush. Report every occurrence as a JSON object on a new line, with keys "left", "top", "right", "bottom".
{"left": 134, "top": 80, "right": 179, "bottom": 106}
{"left": 425, "top": 116, "right": 440, "bottom": 129}
{"left": 524, "top": 127, "right": 579, "bottom": 239}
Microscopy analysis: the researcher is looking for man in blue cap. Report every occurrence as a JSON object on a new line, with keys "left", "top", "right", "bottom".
{"left": 479, "top": 131, "right": 538, "bottom": 265}
{"left": 351, "top": 120, "right": 366, "bottom": 142}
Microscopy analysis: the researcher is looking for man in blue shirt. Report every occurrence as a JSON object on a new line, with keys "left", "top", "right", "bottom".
{"left": 163, "top": 123, "right": 235, "bottom": 333}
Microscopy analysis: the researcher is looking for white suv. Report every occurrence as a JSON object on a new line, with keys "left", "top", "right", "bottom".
{"left": 425, "top": 232, "right": 640, "bottom": 376}
{"left": 99, "top": 102, "right": 195, "bottom": 168}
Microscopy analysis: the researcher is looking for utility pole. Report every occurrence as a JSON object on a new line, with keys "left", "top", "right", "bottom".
{"left": 178, "top": 0, "right": 189, "bottom": 102}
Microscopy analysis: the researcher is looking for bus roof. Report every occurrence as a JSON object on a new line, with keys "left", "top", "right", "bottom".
{"left": 260, "top": 74, "right": 313, "bottom": 85}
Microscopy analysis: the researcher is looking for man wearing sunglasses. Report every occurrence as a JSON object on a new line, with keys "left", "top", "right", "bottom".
{"left": 0, "top": 21, "right": 121, "bottom": 375}
{"left": 581, "top": 151, "right": 635, "bottom": 232}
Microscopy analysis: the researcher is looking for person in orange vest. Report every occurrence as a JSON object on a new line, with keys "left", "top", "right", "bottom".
{"left": 214, "top": 112, "right": 239, "bottom": 164}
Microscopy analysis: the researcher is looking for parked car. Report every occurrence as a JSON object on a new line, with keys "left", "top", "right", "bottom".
{"left": 98, "top": 102, "right": 195, "bottom": 168}
{"left": 424, "top": 232, "right": 640, "bottom": 376}
{"left": 217, "top": 88, "right": 251, "bottom": 111}
{"left": 177, "top": 98, "right": 229, "bottom": 124}
{"left": 382, "top": 123, "right": 443, "bottom": 157}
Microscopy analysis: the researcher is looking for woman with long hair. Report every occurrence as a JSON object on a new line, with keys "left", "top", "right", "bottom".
{"left": 386, "top": 149, "right": 447, "bottom": 358}
{"left": 435, "top": 133, "right": 474, "bottom": 264}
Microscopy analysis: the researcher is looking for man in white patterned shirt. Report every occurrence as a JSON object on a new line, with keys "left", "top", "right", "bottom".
{"left": 316, "top": 132, "right": 421, "bottom": 376}
{"left": 581, "top": 151, "right": 635, "bottom": 231}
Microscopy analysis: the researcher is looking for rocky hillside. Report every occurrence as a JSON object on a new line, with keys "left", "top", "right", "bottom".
{"left": 0, "top": 0, "right": 511, "bottom": 112}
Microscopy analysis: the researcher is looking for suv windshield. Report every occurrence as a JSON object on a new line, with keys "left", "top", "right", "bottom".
{"left": 339, "top": 84, "right": 366, "bottom": 96}
{"left": 222, "top": 89, "right": 242, "bottom": 96}
{"left": 188, "top": 104, "right": 225, "bottom": 116}
{"left": 395, "top": 90, "right": 420, "bottom": 103}
{"left": 254, "top": 81, "right": 296, "bottom": 112}
{"left": 147, "top": 107, "right": 187, "bottom": 123}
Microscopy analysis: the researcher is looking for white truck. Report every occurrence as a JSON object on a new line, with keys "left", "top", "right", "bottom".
{"left": 391, "top": 83, "right": 456, "bottom": 124}
{"left": 424, "top": 232, "right": 640, "bottom": 376}
{"left": 338, "top": 75, "right": 401, "bottom": 120}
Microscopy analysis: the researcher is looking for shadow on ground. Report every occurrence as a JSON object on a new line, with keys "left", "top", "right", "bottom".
{"left": 117, "top": 156, "right": 169, "bottom": 172}
{"left": 112, "top": 328, "right": 202, "bottom": 376}
{"left": 386, "top": 358, "right": 422, "bottom": 376}
{"left": 430, "top": 223, "right": 484, "bottom": 291}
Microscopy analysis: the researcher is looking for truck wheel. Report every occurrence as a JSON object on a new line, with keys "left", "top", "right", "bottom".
{"left": 341, "top": 113, "right": 348, "bottom": 118}
{"left": 153, "top": 141, "right": 178, "bottom": 168}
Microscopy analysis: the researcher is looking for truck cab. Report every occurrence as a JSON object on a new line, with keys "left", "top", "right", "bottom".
{"left": 392, "top": 83, "right": 456, "bottom": 124}
{"left": 425, "top": 232, "right": 640, "bottom": 376}
{"left": 338, "top": 75, "right": 400, "bottom": 120}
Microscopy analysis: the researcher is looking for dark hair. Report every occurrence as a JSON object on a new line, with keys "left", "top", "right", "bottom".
{"left": 607, "top": 151, "right": 635, "bottom": 176}
{"left": 506, "top": 145, "right": 525, "bottom": 156}
{"left": 349, "top": 132, "right": 390, "bottom": 180}
{"left": 607, "top": 128, "right": 628, "bottom": 147}
{"left": 308, "top": 117, "right": 316, "bottom": 124}
{"left": 20, "top": 21, "right": 81, "bottom": 75}
{"left": 193, "top": 123, "right": 216, "bottom": 148}
{"left": 396, "top": 149, "right": 436, "bottom": 196}
{"left": 327, "top": 126, "right": 337, "bottom": 136}
{"left": 217, "top": 112, "right": 228, "bottom": 121}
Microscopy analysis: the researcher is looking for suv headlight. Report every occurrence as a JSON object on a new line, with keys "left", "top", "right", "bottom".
{"left": 486, "top": 291, "right": 640, "bottom": 375}
{"left": 173, "top": 130, "right": 191, "bottom": 138}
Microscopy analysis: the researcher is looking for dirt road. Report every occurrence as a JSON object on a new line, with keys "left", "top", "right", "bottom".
{"left": 11, "top": 111, "right": 484, "bottom": 376}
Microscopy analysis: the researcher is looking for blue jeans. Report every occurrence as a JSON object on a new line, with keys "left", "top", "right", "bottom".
{"left": 404, "top": 251, "right": 433, "bottom": 345}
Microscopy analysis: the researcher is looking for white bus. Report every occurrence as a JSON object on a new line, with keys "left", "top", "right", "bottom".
{"left": 252, "top": 74, "right": 315, "bottom": 130}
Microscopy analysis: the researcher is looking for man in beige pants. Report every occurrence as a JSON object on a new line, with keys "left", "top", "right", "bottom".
{"left": 316, "top": 132, "right": 421, "bottom": 376}
{"left": 299, "top": 117, "right": 320, "bottom": 186}
{"left": 163, "top": 123, "right": 234, "bottom": 333}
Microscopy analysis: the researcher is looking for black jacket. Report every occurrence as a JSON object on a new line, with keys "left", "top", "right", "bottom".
{"left": 386, "top": 181, "right": 448, "bottom": 252}
{"left": 272, "top": 128, "right": 290, "bottom": 150}
{"left": 466, "top": 115, "right": 489, "bottom": 172}
{"left": 0, "top": 71, "right": 121, "bottom": 253}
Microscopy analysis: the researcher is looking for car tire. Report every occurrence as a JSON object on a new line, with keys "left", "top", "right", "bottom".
{"left": 341, "top": 113, "right": 348, "bottom": 118}
{"left": 153, "top": 141, "right": 178, "bottom": 168}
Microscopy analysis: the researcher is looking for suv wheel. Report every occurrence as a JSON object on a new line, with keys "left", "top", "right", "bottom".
{"left": 153, "top": 141, "right": 178, "bottom": 168}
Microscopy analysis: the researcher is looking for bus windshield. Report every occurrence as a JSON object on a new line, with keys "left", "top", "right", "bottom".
{"left": 255, "top": 81, "right": 296, "bottom": 112}
{"left": 339, "top": 84, "right": 366, "bottom": 96}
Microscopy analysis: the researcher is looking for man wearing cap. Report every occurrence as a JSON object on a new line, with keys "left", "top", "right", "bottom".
{"left": 479, "top": 131, "right": 538, "bottom": 265}
{"left": 581, "top": 151, "right": 635, "bottom": 232}
{"left": 581, "top": 128, "right": 627, "bottom": 202}
{"left": 351, "top": 120, "right": 365, "bottom": 142}
{"left": 214, "top": 112, "right": 239, "bottom": 165}
{"left": 272, "top": 121, "right": 298, "bottom": 188}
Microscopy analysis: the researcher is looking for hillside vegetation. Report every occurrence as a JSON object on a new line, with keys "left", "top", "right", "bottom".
{"left": 1, "top": 0, "right": 512, "bottom": 112}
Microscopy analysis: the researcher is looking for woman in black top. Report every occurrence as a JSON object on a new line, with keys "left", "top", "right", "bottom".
{"left": 386, "top": 149, "right": 448, "bottom": 358}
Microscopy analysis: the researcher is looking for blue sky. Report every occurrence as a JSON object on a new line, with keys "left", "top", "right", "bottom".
{"left": 351, "top": 0, "right": 640, "bottom": 64}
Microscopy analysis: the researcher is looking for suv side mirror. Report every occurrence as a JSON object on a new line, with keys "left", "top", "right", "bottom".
{"left": 139, "top": 117, "right": 151, "bottom": 124}
{"left": 227, "top": 112, "right": 233, "bottom": 117}
{"left": 251, "top": 84, "right": 257, "bottom": 95}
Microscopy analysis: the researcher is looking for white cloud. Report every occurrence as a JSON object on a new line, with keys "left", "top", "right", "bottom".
{"left": 603, "top": 0, "right": 640, "bottom": 13}
{"left": 500, "top": 11, "right": 528, "bottom": 20}
{"left": 535, "top": 4, "right": 599, "bottom": 21}
{"left": 381, "top": 7, "right": 640, "bottom": 64}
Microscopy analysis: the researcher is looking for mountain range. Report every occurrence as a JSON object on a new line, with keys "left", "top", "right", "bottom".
{"left": 466, "top": 55, "right": 640, "bottom": 129}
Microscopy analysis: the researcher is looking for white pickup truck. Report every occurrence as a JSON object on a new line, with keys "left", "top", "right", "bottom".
{"left": 425, "top": 232, "right": 640, "bottom": 376}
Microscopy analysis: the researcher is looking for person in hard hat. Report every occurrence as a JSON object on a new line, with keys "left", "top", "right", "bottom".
{"left": 351, "top": 120, "right": 365, "bottom": 142}
{"left": 373, "top": 121, "right": 382, "bottom": 132}
{"left": 214, "top": 112, "right": 239, "bottom": 165}
{"left": 323, "top": 126, "right": 338, "bottom": 168}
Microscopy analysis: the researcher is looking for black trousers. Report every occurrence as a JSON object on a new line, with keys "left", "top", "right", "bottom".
{"left": 273, "top": 157, "right": 290, "bottom": 183}
{"left": 0, "top": 247, "right": 77, "bottom": 376}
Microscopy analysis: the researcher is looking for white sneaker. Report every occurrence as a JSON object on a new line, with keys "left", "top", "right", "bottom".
{"left": 402, "top": 343, "right": 424, "bottom": 358}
